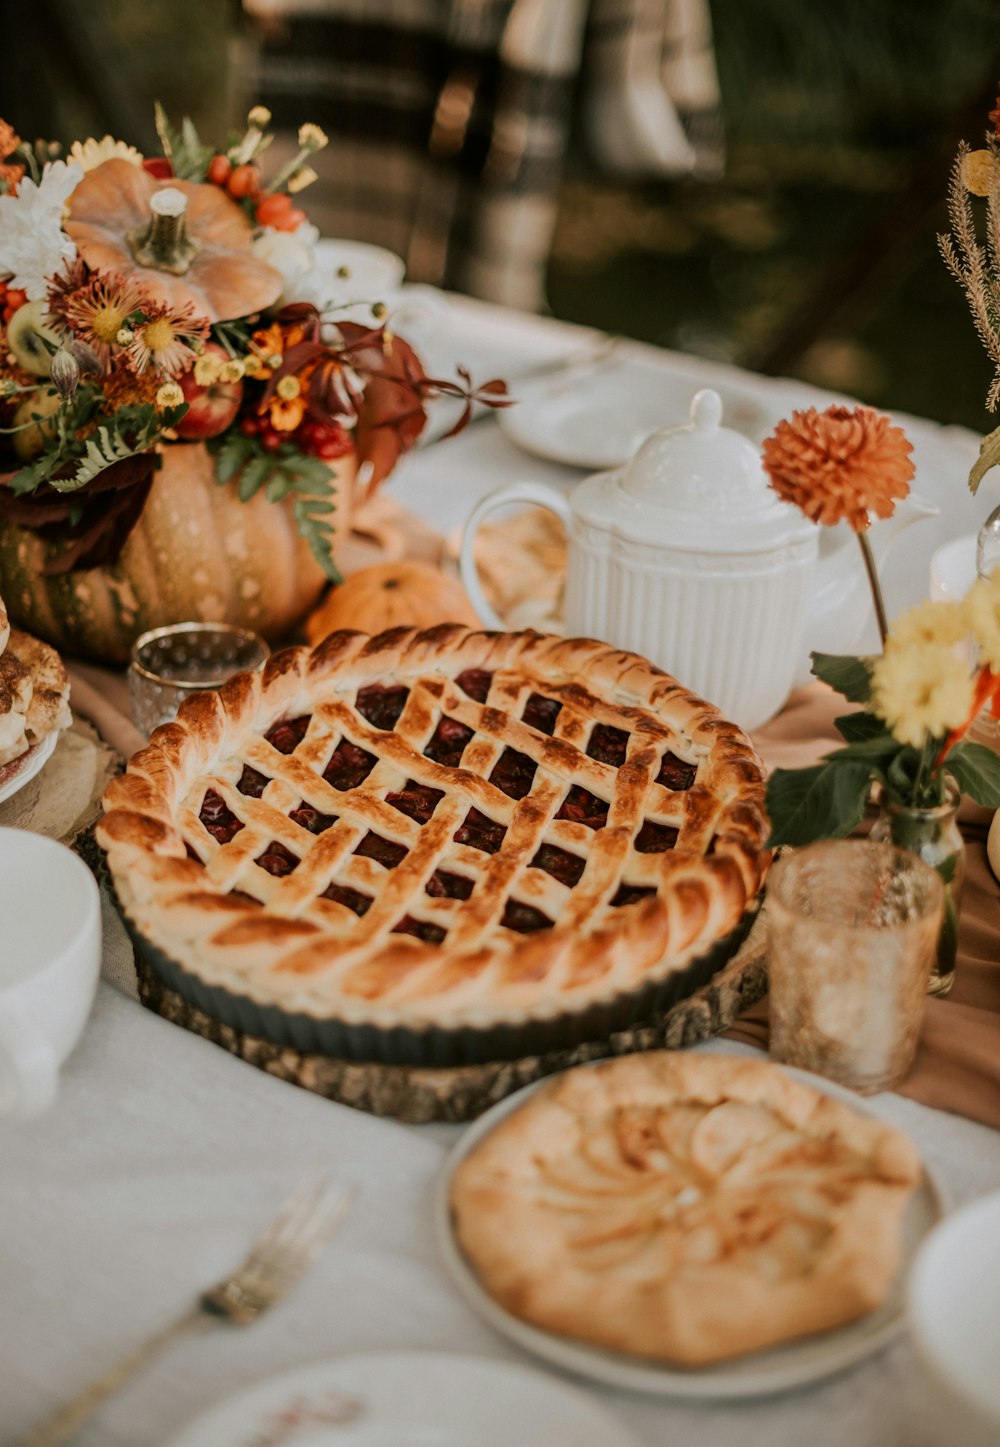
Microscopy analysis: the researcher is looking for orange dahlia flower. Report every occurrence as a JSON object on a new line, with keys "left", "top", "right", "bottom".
{"left": 761, "top": 404, "right": 914, "bottom": 533}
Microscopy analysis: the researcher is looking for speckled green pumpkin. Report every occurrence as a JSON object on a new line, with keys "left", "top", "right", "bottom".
{"left": 0, "top": 442, "right": 355, "bottom": 664}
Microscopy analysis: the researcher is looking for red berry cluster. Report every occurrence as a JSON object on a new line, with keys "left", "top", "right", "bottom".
{"left": 0, "top": 282, "right": 27, "bottom": 325}
{"left": 240, "top": 412, "right": 353, "bottom": 461}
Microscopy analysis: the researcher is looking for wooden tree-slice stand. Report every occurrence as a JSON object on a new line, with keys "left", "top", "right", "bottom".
{"left": 2, "top": 717, "right": 120, "bottom": 844}
{"left": 134, "top": 919, "right": 769, "bottom": 1124}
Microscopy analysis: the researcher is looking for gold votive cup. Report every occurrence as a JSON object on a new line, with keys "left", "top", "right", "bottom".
{"left": 129, "top": 622, "right": 269, "bottom": 736}
{"left": 766, "top": 839, "right": 944, "bottom": 1095}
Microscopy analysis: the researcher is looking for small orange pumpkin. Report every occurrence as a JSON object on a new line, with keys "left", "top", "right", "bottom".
{"left": 64, "top": 158, "right": 283, "bottom": 321}
{"left": 306, "top": 560, "right": 480, "bottom": 644}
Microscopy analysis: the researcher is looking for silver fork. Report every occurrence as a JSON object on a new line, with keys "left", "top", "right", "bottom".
{"left": 16, "top": 1176, "right": 353, "bottom": 1447}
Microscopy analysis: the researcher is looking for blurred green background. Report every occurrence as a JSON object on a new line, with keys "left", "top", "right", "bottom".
{"left": 5, "top": 0, "right": 1000, "bottom": 433}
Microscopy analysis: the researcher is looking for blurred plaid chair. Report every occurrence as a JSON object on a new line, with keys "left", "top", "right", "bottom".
{"left": 243, "top": 0, "right": 724, "bottom": 310}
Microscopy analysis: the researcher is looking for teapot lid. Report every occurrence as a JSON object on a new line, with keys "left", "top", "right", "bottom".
{"left": 613, "top": 388, "right": 813, "bottom": 551}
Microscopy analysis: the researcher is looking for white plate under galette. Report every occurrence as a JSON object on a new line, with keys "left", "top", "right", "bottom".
{"left": 436, "top": 1053, "right": 947, "bottom": 1399}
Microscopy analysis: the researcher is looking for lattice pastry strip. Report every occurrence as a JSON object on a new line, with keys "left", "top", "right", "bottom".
{"left": 99, "top": 627, "right": 770, "bottom": 1031}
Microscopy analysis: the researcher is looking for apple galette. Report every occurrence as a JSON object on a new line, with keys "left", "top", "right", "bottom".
{"left": 449, "top": 1052, "right": 922, "bottom": 1366}
{"left": 97, "top": 627, "right": 769, "bottom": 1057}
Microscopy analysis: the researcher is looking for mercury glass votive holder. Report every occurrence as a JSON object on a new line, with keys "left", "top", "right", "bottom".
{"left": 766, "top": 839, "right": 944, "bottom": 1095}
{"left": 129, "top": 622, "right": 269, "bottom": 736}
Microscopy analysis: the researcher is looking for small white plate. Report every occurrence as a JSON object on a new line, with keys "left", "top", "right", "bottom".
{"left": 162, "top": 1349, "right": 642, "bottom": 1447}
{"left": 497, "top": 357, "right": 773, "bottom": 470}
{"left": 435, "top": 1061, "right": 947, "bottom": 1400}
{"left": 0, "top": 731, "right": 58, "bottom": 807}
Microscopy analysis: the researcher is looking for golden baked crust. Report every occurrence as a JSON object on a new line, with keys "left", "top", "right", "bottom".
{"left": 450, "top": 1052, "right": 922, "bottom": 1366}
{"left": 97, "top": 626, "right": 769, "bottom": 1031}
{"left": 0, "top": 623, "right": 71, "bottom": 767}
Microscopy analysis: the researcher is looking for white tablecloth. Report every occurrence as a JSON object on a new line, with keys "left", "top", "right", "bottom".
{"left": 3, "top": 294, "right": 999, "bottom": 1446}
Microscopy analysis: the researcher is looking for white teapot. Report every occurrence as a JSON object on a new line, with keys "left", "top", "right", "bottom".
{"left": 459, "top": 388, "right": 935, "bottom": 732}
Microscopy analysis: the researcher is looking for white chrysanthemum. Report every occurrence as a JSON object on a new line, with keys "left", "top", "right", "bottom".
{"left": 68, "top": 136, "right": 142, "bottom": 172}
{"left": 0, "top": 160, "right": 83, "bottom": 299}
{"left": 871, "top": 640, "right": 975, "bottom": 749}
{"left": 963, "top": 568, "right": 1000, "bottom": 671}
{"left": 252, "top": 224, "right": 318, "bottom": 303}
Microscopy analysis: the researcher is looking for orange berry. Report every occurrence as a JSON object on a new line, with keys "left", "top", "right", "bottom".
{"left": 207, "top": 153, "right": 232, "bottom": 186}
{"left": 255, "top": 191, "right": 293, "bottom": 226}
{"left": 272, "top": 206, "right": 307, "bottom": 232}
{"left": 227, "top": 163, "right": 261, "bottom": 200}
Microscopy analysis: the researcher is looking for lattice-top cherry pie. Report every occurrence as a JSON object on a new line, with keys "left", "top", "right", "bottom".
{"left": 98, "top": 626, "right": 769, "bottom": 1055}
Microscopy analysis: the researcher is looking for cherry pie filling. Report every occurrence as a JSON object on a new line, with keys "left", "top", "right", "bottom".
{"left": 190, "top": 668, "right": 706, "bottom": 955}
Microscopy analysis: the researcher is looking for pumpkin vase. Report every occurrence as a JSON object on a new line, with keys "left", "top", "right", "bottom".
{"left": 0, "top": 442, "right": 356, "bottom": 664}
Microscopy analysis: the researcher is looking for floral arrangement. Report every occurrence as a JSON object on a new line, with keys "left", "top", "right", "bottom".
{"left": 0, "top": 106, "right": 505, "bottom": 578}
{"left": 760, "top": 402, "right": 1000, "bottom": 846}
{"left": 939, "top": 90, "right": 1000, "bottom": 492}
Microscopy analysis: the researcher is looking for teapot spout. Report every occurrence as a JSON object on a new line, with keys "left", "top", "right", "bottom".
{"left": 869, "top": 492, "right": 939, "bottom": 570}
{"left": 797, "top": 492, "right": 940, "bottom": 687}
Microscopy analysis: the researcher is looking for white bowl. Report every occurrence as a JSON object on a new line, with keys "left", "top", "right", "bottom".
{"left": 929, "top": 532, "right": 977, "bottom": 602}
{"left": 908, "top": 1190, "right": 1000, "bottom": 1446}
{"left": 312, "top": 239, "right": 406, "bottom": 303}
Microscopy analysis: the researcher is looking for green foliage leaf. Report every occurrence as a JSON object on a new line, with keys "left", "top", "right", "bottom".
{"left": 810, "top": 652, "right": 874, "bottom": 704}
{"left": 210, "top": 437, "right": 344, "bottom": 582}
{"left": 945, "top": 743, "right": 1000, "bottom": 806}
{"left": 153, "top": 103, "right": 212, "bottom": 180}
{"left": 211, "top": 432, "right": 252, "bottom": 485}
{"left": 293, "top": 492, "right": 341, "bottom": 582}
{"left": 835, "top": 711, "right": 885, "bottom": 743}
{"left": 154, "top": 101, "right": 182, "bottom": 161}
{"left": 885, "top": 748, "right": 925, "bottom": 802}
{"left": 968, "top": 421, "right": 1000, "bottom": 496}
{"left": 7, "top": 461, "right": 49, "bottom": 494}
{"left": 765, "top": 760, "right": 874, "bottom": 848}
{"left": 236, "top": 454, "right": 272, "bottom": 502}
{"left": 825, "top": 736, "right": 900, "bottom": 766}
{"left": 50, "top": 427, "right": 138, "bottom": 490}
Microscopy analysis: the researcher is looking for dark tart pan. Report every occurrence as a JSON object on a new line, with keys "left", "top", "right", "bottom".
{"left": 103, "top": 856, "right": 758, "bottom": 1068}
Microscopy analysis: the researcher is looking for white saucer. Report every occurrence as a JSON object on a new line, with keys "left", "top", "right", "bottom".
{"left": 0, "top": 731, "right": 58, "bottom": 807}
{"left": 162, "top": 1349, "right": 642, "bottom": 1447}
{"left": 497, "top": 356, "right": 772, "bottom": 469}
{"left": 435, "top": 1061, "right": 947, "bottom": 1400}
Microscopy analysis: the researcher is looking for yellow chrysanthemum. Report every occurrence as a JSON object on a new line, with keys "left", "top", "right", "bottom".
{"left": 156, "top": 381, "right": 184, "bottom": 408}
{"left": 275, "top": 374, "right": 302, "bottom": 400}
{"left": 871, "top": 640, "right": 975, "bottom": 749}
{"left": 298, "top": 124, "right": 328, "bottom": 151}
{"left": 886, "top": 597, "right": 967, "bottom": 652}
{"left": 287, "top": 165, "right": 318, "bottom": 194}
{"left": 219, "top": 359, "right": 245, "bottom": 384}
{"left": 193, "top": 352, "right": 223, "bottom": 386}
{"left": 963, "top": 568, "right": 1000, "bottom": 670}
{"left": 68, "top": 136, "right": 142, "bottom": 173}
{"left": 961, "top": 148, "right": 1000, "bottom": 198}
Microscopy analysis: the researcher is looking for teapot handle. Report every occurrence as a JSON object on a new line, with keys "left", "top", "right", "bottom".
{"left": 459, "top": 481, "right": 572, "bottom": 630}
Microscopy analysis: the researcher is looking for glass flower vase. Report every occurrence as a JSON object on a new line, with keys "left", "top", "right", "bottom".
{"left": 973, "top": 502, "right": 1000, "bottom": 754}
{"left": 869, "top": 776, "right": 965, "bottom": 998}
